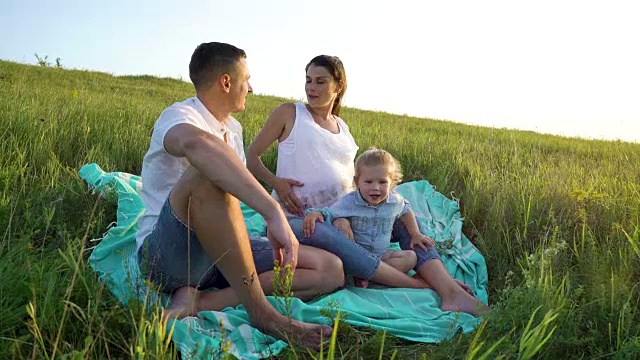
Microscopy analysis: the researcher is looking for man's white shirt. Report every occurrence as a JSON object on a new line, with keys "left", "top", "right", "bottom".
{"left": 135, "top": 97, "right": 245, "bottom": 251}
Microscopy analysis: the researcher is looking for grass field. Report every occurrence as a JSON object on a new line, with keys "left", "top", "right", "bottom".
{"left": 1, "top": 59, "right": 639, "bottom": 359}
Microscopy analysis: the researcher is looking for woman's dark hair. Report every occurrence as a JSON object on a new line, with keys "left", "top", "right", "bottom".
{"left": 306, "top": 55, "right": 347, "bottom": 116}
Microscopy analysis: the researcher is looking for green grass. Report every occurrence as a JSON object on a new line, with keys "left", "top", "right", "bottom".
{"left": 1, "top": 59, "right": 639, "bottom": 359}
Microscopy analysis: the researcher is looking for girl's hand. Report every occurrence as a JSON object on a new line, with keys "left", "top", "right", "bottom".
{"left": 303, "top": 211, "right": 324, "bottom": 237}
{"left": 410, "top": 233, "right": 435, "bottom": 251}
{"left": 332, "top": 218, "right": 354, "bottom": 241}
{"left": 273, "top": 177, "right": 304, "bottom": 216}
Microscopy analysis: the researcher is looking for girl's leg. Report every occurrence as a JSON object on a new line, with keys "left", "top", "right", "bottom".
{"left": 391, "top": 220, "right": 487, "bottom": 315}
{"left": 381, "top": 250, "right": 417, "bottom": 273}
{"left": 418, "top": 261, "right": 488, "bottom": 315}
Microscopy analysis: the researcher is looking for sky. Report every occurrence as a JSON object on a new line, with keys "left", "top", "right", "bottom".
{"left": 2, "top": 0, "right": 639, "bottom": 143}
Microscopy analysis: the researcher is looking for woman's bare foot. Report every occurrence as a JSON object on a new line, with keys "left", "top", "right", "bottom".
{"left": 411, "top": 274, "right": 473, "bottom": 294}
{"left": 409, "top": 273, "right": 432, "bottom": 289}
{"left": 440, "top": 289, "right": 489, "bottom": 316}
{"left": 454, "top": 279, "right": 474, "bottom": 295}
{"left": 354, "top": 277, "right": 369, "bottom": 288}
{"left": 163, "top": 286, "right": 199, "bottom": 321}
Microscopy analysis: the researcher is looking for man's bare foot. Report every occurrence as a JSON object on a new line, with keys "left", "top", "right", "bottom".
{"left": 163, "top": 286, "right": 199, "bottom": 321}
{"left": 440, "top": 289, "right": 489, "bottom": 316}
{"left": 256, "top": 314, "right": 333, "bottom": 350}
{"left": 163, "top": 288, "right": 331, "bottom": 349}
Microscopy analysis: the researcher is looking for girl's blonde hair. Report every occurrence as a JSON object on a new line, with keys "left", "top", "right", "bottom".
{"left": 354, "top": 148, "right": 403, "bottom": 187}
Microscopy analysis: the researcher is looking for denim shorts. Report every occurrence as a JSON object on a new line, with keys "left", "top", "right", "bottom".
{"left": 288, "top": 217, "right": 381, "bottom": 280}
{"left": 137, "top": 197, "right": 275, "bottom": 293}
{"left": 391, "top": 221, "right": 442, "bottom": 271}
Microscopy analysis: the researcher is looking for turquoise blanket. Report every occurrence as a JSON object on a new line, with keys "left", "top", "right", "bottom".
{"left": 79, "top": 163, "right": 488, "bottom": 360}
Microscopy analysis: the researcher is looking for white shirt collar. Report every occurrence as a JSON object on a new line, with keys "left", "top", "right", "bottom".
{"left": 193, "top": 97, "right": 227, "bottom": 135}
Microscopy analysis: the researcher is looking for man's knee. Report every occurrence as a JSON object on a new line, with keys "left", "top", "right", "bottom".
{"left": 174, "top": 167, "right": 234, "bottom": 205}
{"left": 169, "top": 166, "right": 238, "bottom": 224}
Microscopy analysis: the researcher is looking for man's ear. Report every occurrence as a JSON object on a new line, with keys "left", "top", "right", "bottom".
{"left": 220, "top": 73, "right": 232, "bottom": 93}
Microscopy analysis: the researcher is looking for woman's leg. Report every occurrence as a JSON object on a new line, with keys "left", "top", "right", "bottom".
{"left": 289, "top": 217, "right": 427, "bottom": 288}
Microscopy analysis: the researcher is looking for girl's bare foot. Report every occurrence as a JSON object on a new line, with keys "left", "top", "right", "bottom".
{"left": 440, "top": 289, "right": 489, "bottom": 316}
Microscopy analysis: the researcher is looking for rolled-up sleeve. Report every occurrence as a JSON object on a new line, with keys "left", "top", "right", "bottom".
{"left": 305, "top": 193, "right": 354, "bottom": 223}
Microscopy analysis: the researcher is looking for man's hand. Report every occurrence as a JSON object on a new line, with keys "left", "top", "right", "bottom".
{"left": 410, "top": 233, "right": 435, "bottom": 251}
{"left": 265, "top": 214, "right": 299, "bottom": 271}
{"left": 273, "top": 177, "right": 304, "bottom": 216}
{"left": 302, "top": 211, "right": 324, "bottom": 237}
{"left": 332, "top": 218, "right": 354, "bottom": 241}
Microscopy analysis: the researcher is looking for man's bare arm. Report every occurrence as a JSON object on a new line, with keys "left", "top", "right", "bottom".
{"left": 164, "top": 123, "right": 281, "bottom": 220}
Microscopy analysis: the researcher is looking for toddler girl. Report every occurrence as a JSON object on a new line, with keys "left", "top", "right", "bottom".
{"left": 303, "top": 148, "right": 436, "bottom": 288}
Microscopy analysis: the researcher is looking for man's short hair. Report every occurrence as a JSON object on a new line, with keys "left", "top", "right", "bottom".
{"left": 189, "top": 42, "right": 246, "bottom": 91}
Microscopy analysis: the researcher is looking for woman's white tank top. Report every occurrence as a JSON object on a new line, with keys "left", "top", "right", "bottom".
{"left": 274, "top": 102, "right": 359, "bottom": 216}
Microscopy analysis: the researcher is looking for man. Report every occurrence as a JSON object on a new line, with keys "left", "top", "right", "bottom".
{"left": 136, "top": 42, "right": 344, "bottom": 348}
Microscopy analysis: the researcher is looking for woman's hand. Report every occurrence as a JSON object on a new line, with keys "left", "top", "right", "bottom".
{"left": 273, "top": 177, "right": 304, "bottom": 216}
{"left": 332, "top": 218, "right": 354, "bottom": 240}
{"left": 410, "top": 233, "right": 435, "bottom": 251}
{"left": 303, "top": 211, "right": 324, "bottom": 237}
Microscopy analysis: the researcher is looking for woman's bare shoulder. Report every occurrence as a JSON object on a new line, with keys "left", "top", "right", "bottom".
{"left": 269, "top": 102, "right": 297, "bottom": 122}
